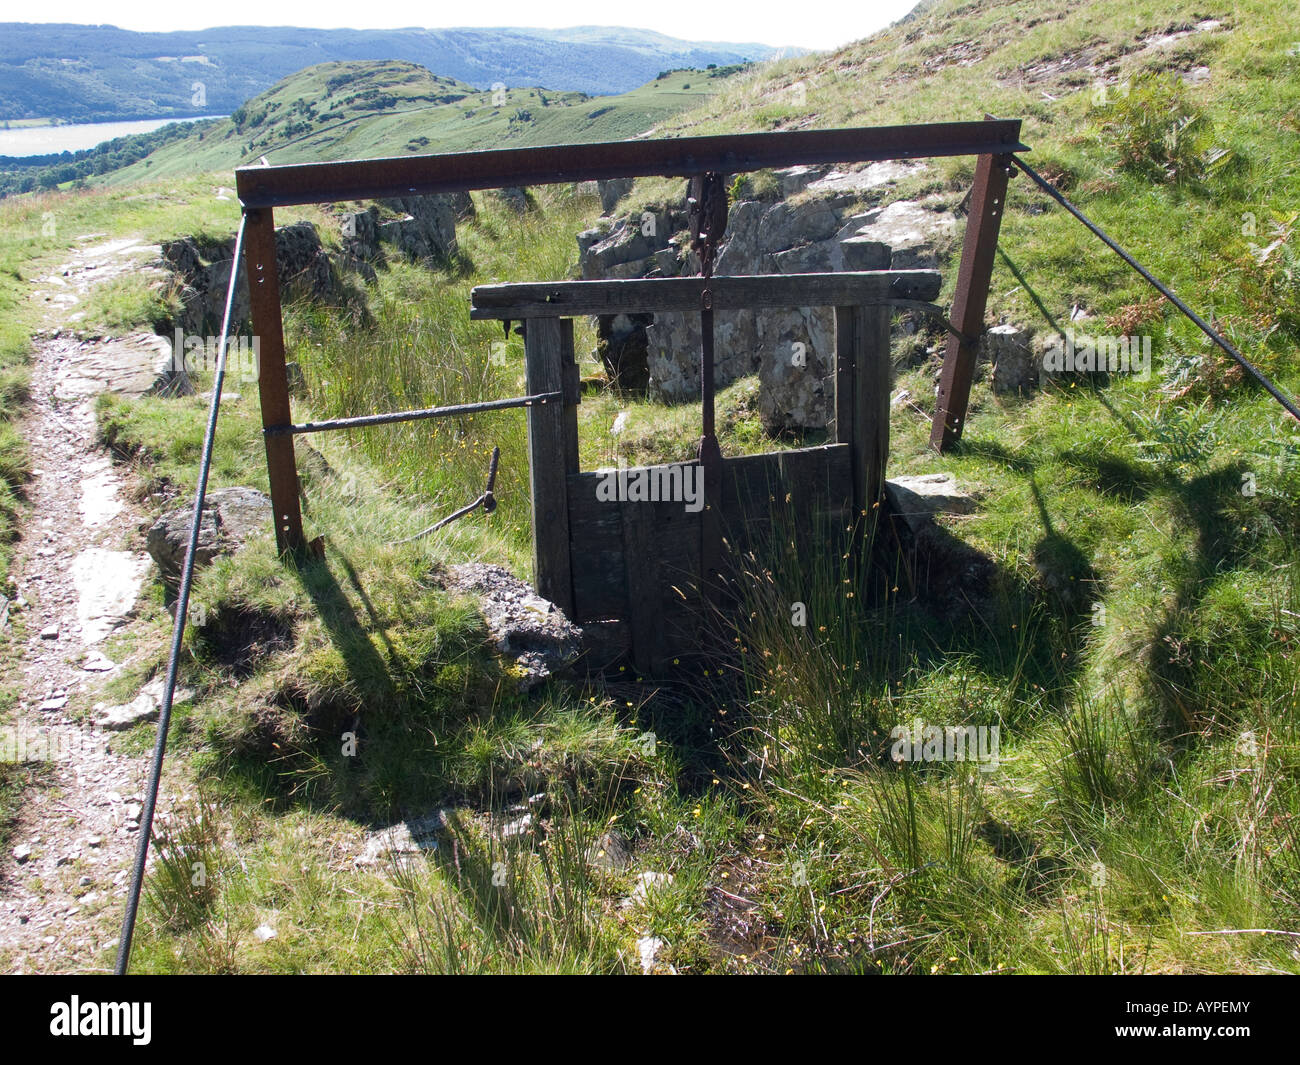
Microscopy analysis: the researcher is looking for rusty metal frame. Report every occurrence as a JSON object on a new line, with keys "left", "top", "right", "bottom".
{"left": 930, "top": 118, "right": 1015, "bottom": 451}
{"left": 236, "top": 119, "right": 1026, "bottom": 556}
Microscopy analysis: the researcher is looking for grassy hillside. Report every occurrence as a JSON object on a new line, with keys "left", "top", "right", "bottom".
{"left": 3, "top": 0, "right": 1300, "bottom": 975}
{"left": 103, "top": 60, "right": 750, "bottom": 185}
{"left": 0, "top": 22, "right": 781, "bottom": 121}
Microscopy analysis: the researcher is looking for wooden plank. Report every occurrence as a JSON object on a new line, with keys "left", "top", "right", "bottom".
{"left": 833, "top": 306, "right": 856, "bottom": 445}
{"left": 567, "top": 472, "right": 625, "bottom": 621}
{"left": 853, "top": 306, "right": 893, "bottom": 520}
{"left": 719, "top": 446, "right": 854, "bottom": 561}
{"left": 931, "top": 143, "right": 1013, "bottom": 450}
{"left": 619, "top": 499, "right": 658, "bottom": 676}
{"left": 471, "top": 271, "right": 941, "bottom": 319}
{"left": 559, "top": 319, "right": 580, "bottom": 474}
{"left": 243, "top": 207, "right": 305, "bottom": 556}
{"left": 523, "top": 317, "right": 574, "bottom": 616}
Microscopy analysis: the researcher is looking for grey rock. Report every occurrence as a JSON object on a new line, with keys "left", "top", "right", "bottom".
{"left": 442, "top": 563, "right": 582, "bottom": 691}
{"left": 577, "top": 227, "right": 606, "bottom": 260}
{"left": 498, "top": 813, "right": 535, "bottom": 839}
{"left": 840, "top": 237, "right": 893, "bottom": 271}
{"left": 839, "top": 199, "right": 957, "bottom": 270}
{"left": 52, "top": 332, "right": 190, "bottom": 401}
{"left": 96, "top": 681, "right": 192, "bottom": 733}
{"left": 582, "top": 213, "right": 671, "bottom": 279}
{"left": 637, "top": 934, "right": 671, "bottom": 974}
{"left": 377, "top": 195, "right": 461, "bottom": 264}
{"left": 598, "top": 177, "right": 635, "bottom": 214}
{"left": 806, "top": 160, "right": 926, "bottom": 199}
{"left": 146, "top": 486, "right": 271, "bottom": 584}
{"left": 161, "top": 221, "right": 340, "bottom": 338}
{"left": 491, "top": 186, "right": 531, "bottom": 212}
{"left": 985, "top": 325, "right": 1038, "bottom": 394}
{"left": 339, "top": 208, "right": 381, "bottom": 262}
{"left": 354, "top": 817, "right": 441, "bottom": 867}
{"left": 97, "top": 695, "right": 157, "bottom": 731}
{"left": 760, "top": 198, "right": 843, "bottom": 252}
{"left": 587, "top": 829, "right": 632, "bottom": 872}
{"left": 773, "top": 165, "right": 826, "bottom": 197}
{"left": 885, "top": 473, "right": 979, "bottom": 534}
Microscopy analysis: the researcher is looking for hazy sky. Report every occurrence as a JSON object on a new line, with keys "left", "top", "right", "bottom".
{"left": 10, "top": 1, "right": 920, "bottom": 51}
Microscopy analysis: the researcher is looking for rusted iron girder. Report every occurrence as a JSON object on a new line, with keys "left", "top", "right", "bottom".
{"left": 930, "top": 123, "right": 1017, "bottom": 451}
{"left": 236, "top": 121, "right": 1026, "bottom": 207}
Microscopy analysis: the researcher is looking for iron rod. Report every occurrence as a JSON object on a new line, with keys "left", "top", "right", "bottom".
{"left": 1010, "top": 155, "right": 1300, "bottom": 423}
{"left": 115, "top": 214, "right": 249, "bottom": 975}
{"left": 265, "top": 391, "right": 562, "bottom": 436}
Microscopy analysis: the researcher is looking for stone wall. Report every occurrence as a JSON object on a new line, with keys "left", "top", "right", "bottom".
{"left": 576, "top": 163, "right": 961, "bottom": 431}
{"left": 160, "top": 192, "right": 474, "bottom": 339}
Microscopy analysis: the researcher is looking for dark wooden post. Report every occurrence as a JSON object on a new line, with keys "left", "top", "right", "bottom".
{"left": 833, "top": 305, "right": 857, "bottom": 449}
{"left": 244, "top": 207, "right": 306, "bottom": 555}
{"left": 523, "top": 317, "right": 576, "bottom": 617}
{"left": 837, "top": 304, "right": 891, "bottom": 521}
{"left": 929, "top": 141, "right": 1014, "bottom": 451}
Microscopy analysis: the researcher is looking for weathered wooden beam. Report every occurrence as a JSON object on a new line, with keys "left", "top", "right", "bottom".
{"left": 833, "top": 306, "right": 857, "bottom": 445}
{"left": 559, "top": 319, "right": 580, "bottom": 475}
{"left": 244, "top": 207, "right": 306, "bottom": 556}
{"left": 858, "top": 306, "right": 893, "bottom": 516}
{"left": 836, "top": 305, "right": 892, "bottom": 523}
{"left": 471, "top": 271, "right": 942, "bottom": 319}
{"left": 235, "top": 121, "right": 1026, "bottom": 208}
{"left": 523, "top": 317, "right": 574, "bottom": 617}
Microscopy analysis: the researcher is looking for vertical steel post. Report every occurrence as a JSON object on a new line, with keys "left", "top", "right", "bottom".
{"left": 930, "top": 136, "right": 1014, "bottom": 451}
{"left": 244, "top": 207, "right": 306, "bottom": 555}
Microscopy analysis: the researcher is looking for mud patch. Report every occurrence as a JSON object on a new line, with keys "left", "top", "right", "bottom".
{"left": 195, "top": 604, "right": 295, "bottom": 679}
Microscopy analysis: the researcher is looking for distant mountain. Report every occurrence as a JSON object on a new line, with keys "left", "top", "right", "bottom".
{"left": 0, "top": 23, "right": 790, "bottom": 122}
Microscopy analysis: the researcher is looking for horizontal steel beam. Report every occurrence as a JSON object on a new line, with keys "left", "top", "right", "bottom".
{"left": 470, "top": 271, "right": 943, "bottom": 319}
{"left": 236, "top": 121, "right": 1025, "bottom": 207}
{"left": 264, "top": 391, "right": 563, "bottom": 436}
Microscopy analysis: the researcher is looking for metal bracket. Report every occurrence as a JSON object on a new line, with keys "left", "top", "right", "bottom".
{"left": 395, "top": 446, "right": 501, "bottom": 544}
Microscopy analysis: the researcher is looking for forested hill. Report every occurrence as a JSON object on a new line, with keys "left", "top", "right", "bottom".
{"left": 0, "top": 22, "right": 789, "bottom": 122}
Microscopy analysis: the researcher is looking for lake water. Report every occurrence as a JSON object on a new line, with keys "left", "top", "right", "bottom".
{"left": 0, "top": 116, "right": 222, "bottom": 158}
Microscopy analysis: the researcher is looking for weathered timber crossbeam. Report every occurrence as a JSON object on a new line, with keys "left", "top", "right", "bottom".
{"left": 469, "top": 271, "right": 943, "bottom": 319}
{"left": 235, "top": 121, "right": 1026, "bottom": 208}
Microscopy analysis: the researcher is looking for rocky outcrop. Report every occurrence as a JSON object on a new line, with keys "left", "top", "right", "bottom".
{"left": 163, "top": 194, "right": 472, "bottom": 340}
{"left": 642, "top": 197, "right": 896, "bottom": 432}
{"left": 441, "top": 563, "right": 582, "bottom": 691}
{"left": 598, "top": 177, "right": 634, "bottom": 215}
{"left": 161, "top": 222, "right": 343, "bottom": 339}
{"left": 576, "top": 163, "right": 957, "bottom": 431}
{"left": 145, "top": 487, "right": 271, "bottom": 584}
{"left": 342, "top": 193, "right": 472, "bottom": 268}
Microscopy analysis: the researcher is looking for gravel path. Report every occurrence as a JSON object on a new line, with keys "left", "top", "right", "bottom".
{"left": 0, "top": 235, "right": 176, "bottom": 974}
